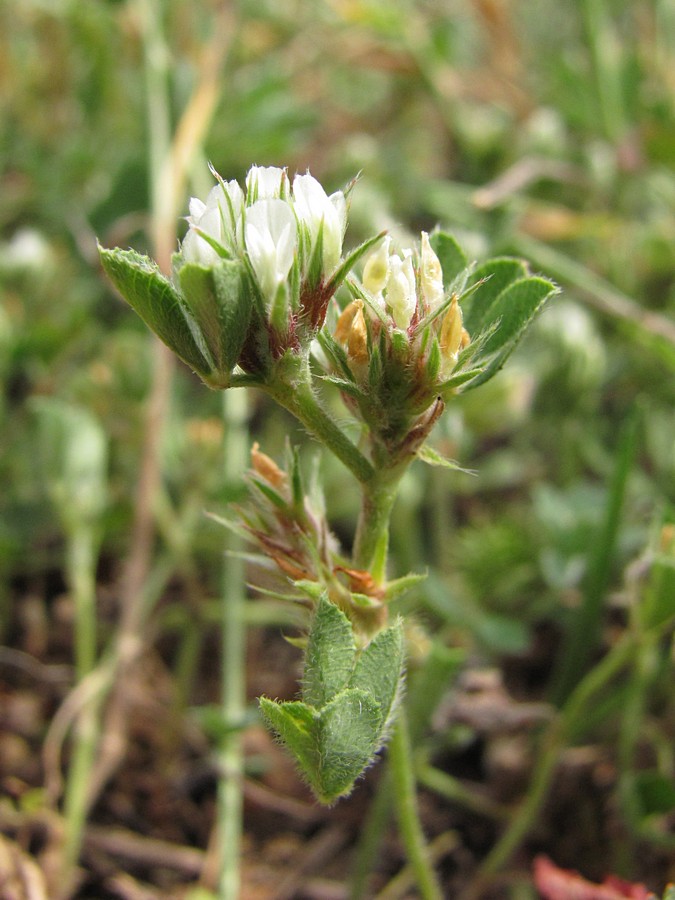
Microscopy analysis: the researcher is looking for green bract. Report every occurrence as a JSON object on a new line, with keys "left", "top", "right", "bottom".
{"left": 260, "top": 596, "right": 404, "bottom": 804}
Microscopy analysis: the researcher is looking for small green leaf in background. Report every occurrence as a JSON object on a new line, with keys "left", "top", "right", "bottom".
{"left": 634, "top": 770, "right": 675, "bottom": 817}
{"left": 31, "top": 398, "right": 108, "bottom": 532}
{"left": 99, "top": 245, "right": 213, "bottom": 376}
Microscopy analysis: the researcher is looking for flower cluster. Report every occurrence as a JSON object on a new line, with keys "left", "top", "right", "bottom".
{"left": 183, "top": 166, "right": 346, "bottom": 285}
{"left": 325, "top": 231, "right": 470, "bottom": 459}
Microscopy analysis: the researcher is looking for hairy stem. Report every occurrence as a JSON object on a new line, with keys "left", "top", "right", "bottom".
{"left": 389, "top": 712, "right": 444, "bottom": 900}
{"left": 218, "top": 390, "right": 249, "bottom": 899}
{"left": 352, "top": 467, "right": 402, "bottom": 582}
{"left": 265, "top": 361, "right": 374, "bottom": 484}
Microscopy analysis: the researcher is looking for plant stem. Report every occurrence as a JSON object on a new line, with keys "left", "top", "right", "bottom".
{"left": 475, "top": 634, "right": 635, "bottom": 884}
{"left": 265, "top": 362, "right": 374, "bottom": 484}
{"left": 61, "top": 526, "right": 100, "bottom": 882}
{"left": 353, "top": 466, "right": 402, "bottom": 581}
{"left": 218, "top": 389, "right": 249, "bottom": 900}
{"left": 389, "top": 711, "right": 443, "bottom": 900}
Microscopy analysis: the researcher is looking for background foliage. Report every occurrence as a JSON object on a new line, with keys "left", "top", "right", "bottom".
{"left": 1, "top": 0, "right": 674, "bottom": 897}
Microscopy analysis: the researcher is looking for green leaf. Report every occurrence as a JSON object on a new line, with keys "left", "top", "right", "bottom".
{"left": 179, "top": 260, "right": 251, "bottom": 380}
{"left": 479, "top": 276, "right": 556, "bottom": 356}
{"left": 318, "top": 375, "right": 366, "bottom": 399}
{"left": 302, "top": 596, "right": 356, "bottom": 708}
{"left": 383, "top": 571, "right": 428, "bottom": 602}
{"left": 258, "top": 698, "right": 318, "bottom": 780}
{"left": 464, "top": 276, "right": 557, "bottom": 389}
{"left": 314, "top": 688, "right": 382, "bottom": 802}
{"left": 462, "top": 258, "right": 527, "bottom": 336}
{"left": 349, "top": 621, "right": 404, "bottom": 727}
{"left": 416, "top": 444, "right": 475, "bottom": 473}
{"left": 429, "top": 231, "right": 468, "bottom": 287}
{"left": 99, "top": 245, "right": 212, "bottom": 376}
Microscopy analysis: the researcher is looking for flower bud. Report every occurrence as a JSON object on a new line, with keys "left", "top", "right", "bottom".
{"left": 420, "top": 231, "right": 444, "bottom": 311}
{"left": 386, "top": 251, "right": 417, "bottom": 329}
{"left": 335, "top": 300, "right": 368, "bottom": 363}
{"left": 439, "top": 296, "right": 465, "bottom": 375}
{"left": 292, "top": 172, "right": 347, "bottom": 276}
{"left": 245, "top": 199, "right": 297, "bottom": 304}
{"left": 362, "top": 235, "right": 391, "bottom": 296}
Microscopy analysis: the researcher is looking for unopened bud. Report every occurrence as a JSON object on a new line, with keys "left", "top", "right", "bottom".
{"left": 335, "top": 300, "right": 369, "bottom": 364}
{"left": 439, "top": 296, "right": 464, "bottom": 372}
{"left": 420, "top": 232, "right": 444, "bottom": 310}
{"left": 251, "top": 442, "right": 287, "bottom": 488}
{"left": 362, "top": 235, "right": 391, "bottom": 295}
{"left": 335, "top": 300, "right": 361, "bottom": 344}
{"left": 348, "top": 305, "right": 368, "bottom": 363}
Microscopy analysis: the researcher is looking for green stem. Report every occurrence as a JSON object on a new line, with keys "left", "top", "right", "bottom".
{"left": 389, "top": 712, "right": 443, "bottom": 900}
{"left": 353, "top": 468, "right": 402, "bottom": 581}
{"left": 218, "top": 389, "right": 249, "bottom": 900}
{"left": 265, "top": 361, "right": 374, "bottom": 485}
{"left": 477, "top": 634, "right": 635, "bottom": 881}
{"left": 62, "top": 527, "right": 100, "bottom": 878}
{"left": 350, "top": 769, "right": 394, "bottom": 899}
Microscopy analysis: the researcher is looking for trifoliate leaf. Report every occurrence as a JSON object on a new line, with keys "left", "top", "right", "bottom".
{"left": 429, "top": 231, "right": 468, "bottom": 287}
{"left": 349, "top": 621, "right": 404, "bottom": 728}
{"left": 99, "top": 245, "right": 212, "bottom": 376}
{"left": 465, "top": 276, "right": 558, "bottom": 388}
{"left": 258, "top": 698, "right": 318, "bottom": 780}
{"left": 462, "top": 257, "right": 528, "bottom": 336}
{"left": 314, "top": 688, "right": 382, "bottom": 802}
{"left": 302, "top": 596, "right": 356, "bottom": 709}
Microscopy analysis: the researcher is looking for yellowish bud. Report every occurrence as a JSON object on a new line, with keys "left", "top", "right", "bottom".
{"left": 420, "top": 231, "right": 444, "bottom": 310}
{"left": 335, "top": 300, "right": 368, "bottom": 364}
{"left": 439, "top": 296, "right": 464, "bottom": 373}
{"left": 251, "top": 442, "right": 286, "bottom": 488}
{"left": 348, "top": 305, "right": 368, "bottom": 363}
{"left": 335, "top": 300, "right": 361, "bottom": 344}
{"left": 362, "top": 235, "right": 391, "bottom": 295}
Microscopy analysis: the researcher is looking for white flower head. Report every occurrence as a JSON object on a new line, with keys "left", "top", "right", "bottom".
{"left": 246, "top": 165, "right": 287, "bottom": 202}
{"left": 292, "top": 172, "right": 347, "bottom": 275}
{"left": 420, "top": 231, "right": 444, "bottom": 310}
{"left": 386, "top": 250, "right": 417, "bottom": 329}
{"left": 245, "top": 199, "right": 297, "bottom": 304}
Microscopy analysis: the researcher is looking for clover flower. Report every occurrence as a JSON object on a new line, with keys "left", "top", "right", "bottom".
{"left": 180, "top": 164, "right": 347, "bottom": 307}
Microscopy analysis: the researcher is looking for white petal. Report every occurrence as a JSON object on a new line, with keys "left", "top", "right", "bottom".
{"left": 386, "top": 252, "right": 416, "bottom": 329}
{"left": 420, "top": 232, "right": 444, "bottom": 310}
{"left": 188, "top": 197, "right": 206, "bottom": 221}
{"left": 246, "top": 165, "right": 285, "bottom": 201}
{"left": 245, "top": 199, "right": 297, "bottom": 302}
{"left": 293, "top": 173, "right": 345, "bottom": 273}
